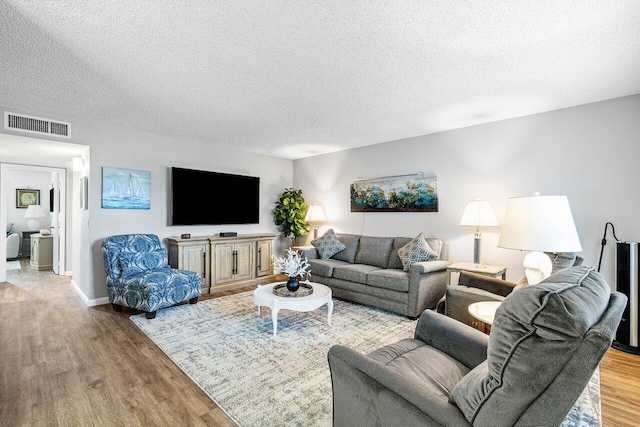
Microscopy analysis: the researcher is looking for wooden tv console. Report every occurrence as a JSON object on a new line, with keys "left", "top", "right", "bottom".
{"left": 167, "top": 233, "right": 277, "bottom": 294}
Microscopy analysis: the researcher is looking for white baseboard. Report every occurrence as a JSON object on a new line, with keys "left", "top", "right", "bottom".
{"left": 70, "top": 279, "right": 110, "bottom": 307}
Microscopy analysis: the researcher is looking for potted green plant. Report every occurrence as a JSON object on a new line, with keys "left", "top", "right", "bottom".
{"left": 273, "top": 188, "right": 311, "bottom": 246}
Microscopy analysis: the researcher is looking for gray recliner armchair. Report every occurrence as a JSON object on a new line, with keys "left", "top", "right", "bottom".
{"left": 328, "top": 266, "right": 626, "bottom": 426}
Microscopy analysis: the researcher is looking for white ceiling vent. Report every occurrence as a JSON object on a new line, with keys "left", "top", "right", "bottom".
{"left": 4, "top": 112, "right": 71, "bottom": 139}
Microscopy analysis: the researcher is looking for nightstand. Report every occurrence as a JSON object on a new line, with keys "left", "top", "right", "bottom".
{"left": 446, "top": 262, "right": 507, "bottom": 286}
{"left": 30, "top": 233, "right": 54, "bottom": 270}
{"left": 21, "top": 230, "right": 39, "bottom": 258}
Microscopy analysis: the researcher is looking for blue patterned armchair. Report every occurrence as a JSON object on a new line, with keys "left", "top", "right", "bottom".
{"left": 102, "top": 234, "right": 201, "bottom": 319}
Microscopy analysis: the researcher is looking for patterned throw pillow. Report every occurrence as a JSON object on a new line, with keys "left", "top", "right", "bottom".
{"left": 311, "top": 229, "right": 347, "bottom": 260}
{"left": 118, "top": 248, "right": 169, "bottom": 279}
{"left": 397, "top": 232, "right": 439, "bottom": 271}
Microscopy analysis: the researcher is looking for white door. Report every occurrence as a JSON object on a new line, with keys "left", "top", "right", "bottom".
{"left": 50, "top": 171, "right": 66, "bottom": 275}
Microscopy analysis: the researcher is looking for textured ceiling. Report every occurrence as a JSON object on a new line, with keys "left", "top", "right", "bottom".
{"left": 1, "top": 1, "right": 640, "bottom": 160}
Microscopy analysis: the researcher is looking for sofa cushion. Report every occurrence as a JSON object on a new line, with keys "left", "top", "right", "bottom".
{"left": 354, "top": 236, "right": 394, "bottom": 269}
{"left": 450, "top": 266, "right": 611, "bottom": 425}
{"left": 333, "top": 264, "right": 381, "bottom": 283}
{"left": 118, "top": 248, "right": 169, "bottom": 279}
{"left": 333, "top": 234, "right": 361, "bottom": 263}
{"left": 311, "top": 229, "right": 346, "bottom": 259}
{"left": 308, "top": 258, "right": 350, "bottom": 278}
{"left": 367, "top": 269, "right": 410, "bottom": 293}
{"left": 397, "top": 233, "right": 439, "bottom": 271}
{"left": 388, "top": 237, "right": 412, "bottom": 269}
{"left": 368, "top": 338, "right": 470, "bottom": 400}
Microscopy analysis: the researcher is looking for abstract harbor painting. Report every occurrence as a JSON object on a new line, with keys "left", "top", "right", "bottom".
{"left": 351, "top": 175, "right": 438, "bottom": 212}
{"left": 102, "top": 167, "right": 150, "bottom": 209}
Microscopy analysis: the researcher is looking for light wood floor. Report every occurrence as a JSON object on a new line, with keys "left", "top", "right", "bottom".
{"left": 1, "top": 260, "right": 639, "bottom": 426}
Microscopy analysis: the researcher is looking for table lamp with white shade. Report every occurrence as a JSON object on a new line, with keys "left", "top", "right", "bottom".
{"left": 24, "top": 204, "right": 48, "bottom": 231}
{"left": 305, "top": 204, "right": 326, "bottom": 240}
{"left": 498, "top": 194, "right": 582, "bottom": 285}
{"left": 460, "top": 199, "right": 498, "bottom": 265}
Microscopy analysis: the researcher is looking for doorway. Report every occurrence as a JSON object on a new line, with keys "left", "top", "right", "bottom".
{"left": 0, "top": 134, "right": 88, "bottom": 283}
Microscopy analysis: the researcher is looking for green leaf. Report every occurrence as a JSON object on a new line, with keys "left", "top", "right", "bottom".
{"left": 273, "top": 187, "right": 310, "bottom": 240}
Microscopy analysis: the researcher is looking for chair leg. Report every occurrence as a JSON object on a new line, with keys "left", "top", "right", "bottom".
{"left": 145, "top": 311, "right": 157, "bottom": 319}
{"left": 112, "top": 304, "right": 122, "bottom": 312}
{"left": 189, "top": 297, "right": 198, "bottom": 304}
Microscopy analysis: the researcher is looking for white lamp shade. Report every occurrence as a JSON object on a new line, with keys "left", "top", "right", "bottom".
{"left": 305, "top": 205, "right": 326, "bottom": 222}
{"left": 459, "top": 200, "right": 498, "bottom": 227}
{"left": 24, "top": 204, "right": 48, "bottom": 219}
{"left": 24, "top": 204, "right": 48, "bottom": 231}
{"left": 498, "top": 195, "right": 582, "bottom": 252}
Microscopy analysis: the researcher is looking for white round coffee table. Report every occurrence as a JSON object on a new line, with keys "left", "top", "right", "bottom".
{"left": 253, "top": 281, "right": 334, "bottom": 336}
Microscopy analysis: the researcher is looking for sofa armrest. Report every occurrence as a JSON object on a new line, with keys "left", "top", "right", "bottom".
{"left": 458, "top": 271, "right": 516, "bottom": 297}
{"left": 406, "top": 261, "right": 450, "bottom": 317}
{"left": 414, "top": 310, "right": 488, "bottom": 370}
{"left": 411, "top": 260, "right": 449, "bottom": 274}
{"left": 328, "top": 344, "right": 471, "bottom": 427}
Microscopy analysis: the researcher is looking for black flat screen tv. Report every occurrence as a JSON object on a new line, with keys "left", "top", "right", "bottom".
{"left": 170, "top": 167, "right": 260, "bottom": 225}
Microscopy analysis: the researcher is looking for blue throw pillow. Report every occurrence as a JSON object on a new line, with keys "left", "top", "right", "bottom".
{"left": 118, "top": 248, "right": 169, "bottom": 279}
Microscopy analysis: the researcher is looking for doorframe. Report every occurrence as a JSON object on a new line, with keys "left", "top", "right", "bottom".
{"left": 51, "top": 169, "right": 66, "bottom": 274}
{"left": 0, "top": 163, "right": 66, "bottom": 281}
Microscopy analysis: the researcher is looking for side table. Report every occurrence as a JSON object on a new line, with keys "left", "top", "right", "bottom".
{"left": 468, "top": 301, "right": 502, "bottom": 334}
{"left": 30, "top": 233, "right": 54, "bottom": 270}
{"left": 446, "top": 262, "right": 507, "bottom": 286}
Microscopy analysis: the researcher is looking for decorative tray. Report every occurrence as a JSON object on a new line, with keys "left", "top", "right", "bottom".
{"left": 273, "top": 283, "right": 314, "bottom": 298}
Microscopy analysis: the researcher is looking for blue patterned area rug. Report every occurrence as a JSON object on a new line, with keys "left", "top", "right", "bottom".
{"left": 130, "top": 292, "right": 601, "bottom": 426}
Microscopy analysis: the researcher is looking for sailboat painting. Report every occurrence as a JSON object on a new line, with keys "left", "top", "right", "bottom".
{"left": 102, "top": 167, "right": 151, "bottom": 209}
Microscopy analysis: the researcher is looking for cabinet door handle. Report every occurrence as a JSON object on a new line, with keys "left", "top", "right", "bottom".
{"left": 257, "top": 248, "right": 262, "bottom": 270}
{"left": 233, "top": 250, "right": 237, "bottom": 274}
{"left": 202, "top": 251, "right": 206, "bottom": 278}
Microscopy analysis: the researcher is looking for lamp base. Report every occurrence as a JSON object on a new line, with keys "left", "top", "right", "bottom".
{"left": 523, "top": 251, "right": 552, "bottom": 285}
{"left": 473, "top": 235, "right": 481, "bottom": 265}
{"left": 27, "top": 219, "right": 41, "bottom": 231}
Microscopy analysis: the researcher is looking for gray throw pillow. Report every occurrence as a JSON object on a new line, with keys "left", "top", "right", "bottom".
{"left": 311, "top": 229, "right": 347, "bottom": 260}
{"left": 397, "top": 232, "right": 439, "bottom": 271}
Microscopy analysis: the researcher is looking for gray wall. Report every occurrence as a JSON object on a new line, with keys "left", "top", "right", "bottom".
{"left": 3, "top": 94, "right": 638, "bottom": 301}
{"left": 1, "top": 113, "right": 293, "bottom": 303}
{"left": 293, "top": 95, "right": 640, "bottom": 289}
{"left": 80, "top": 122, "right": 293, "bottom": 301}
{"left": 6, "top": 169, "right": 52, "bottom": 235}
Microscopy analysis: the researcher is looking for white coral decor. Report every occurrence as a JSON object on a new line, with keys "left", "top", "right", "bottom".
{"left": 272, "top": 248, "right": 311, "bottom": 280}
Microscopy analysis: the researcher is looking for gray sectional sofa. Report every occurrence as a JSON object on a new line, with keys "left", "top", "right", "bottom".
{"left": 300, "top": 233, "right": 450, "bottom": 318}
